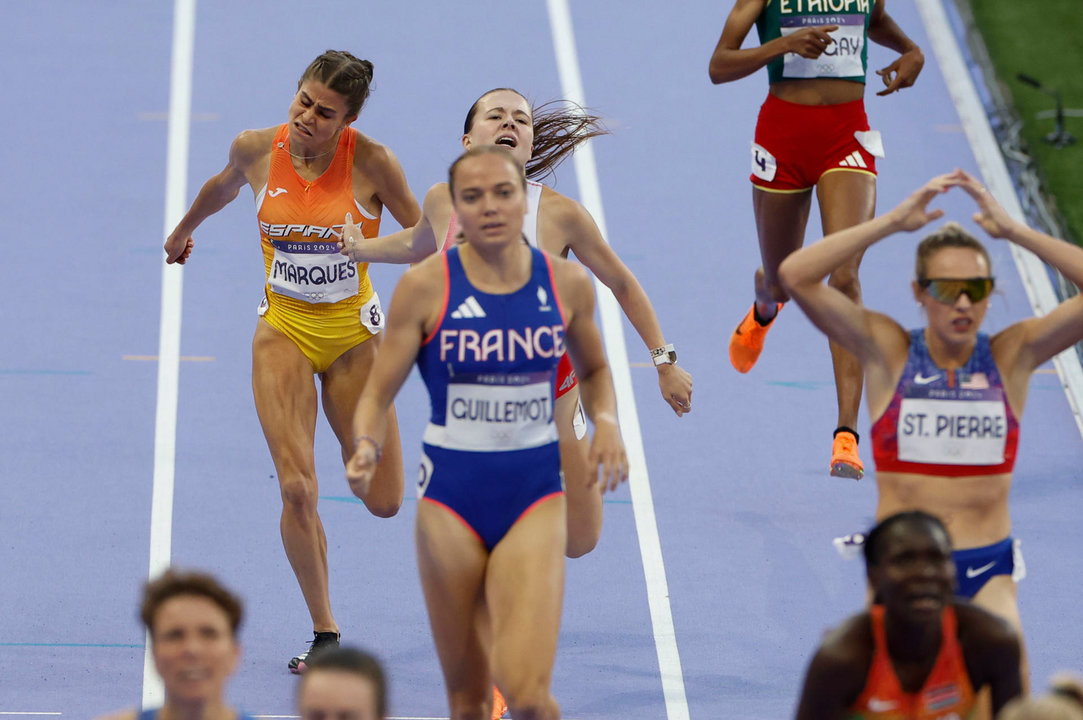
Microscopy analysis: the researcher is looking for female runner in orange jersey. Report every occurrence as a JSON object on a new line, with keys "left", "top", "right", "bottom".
{"left": 164, "top": 50, "right": 420, "bottom": 672}
{"left": 796, "top": 511, "right": 1021, "bottom": 719}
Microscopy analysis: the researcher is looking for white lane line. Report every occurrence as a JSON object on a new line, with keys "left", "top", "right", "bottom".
{"left": 545, "top": 2, "right": 690, "bottom": 719}
{"left": 916, "top": 0, "right": 1083, "bottom": 440}
{"left": 143, "top": 0, "right": 197, "bottom": 708}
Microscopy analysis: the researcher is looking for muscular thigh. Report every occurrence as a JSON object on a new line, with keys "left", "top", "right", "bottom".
{"left": 415, "top": 501, "right": 491, "bottom": 694}
{"left": 816, "top": 171, "right": 876, "bottom": 235}
{"left": 320, "top": 335, "right": 379, "bottom": 454}
{"left": 486, "top": 496, "right": 566, "bottom": 676}
{"left": 753, "top": 187, "right": 813, "bottom": 286}
{"left": 252, "top": 319, "right": 319, "bottom": 476}
{"left": 972, "top": 575, "right": 1023, "bottom": 636}
{"left": 555, "top": 391, "right": 591, "bottom": 487}
{"left": 321, "top": 334, "right": 404, "bottom": 514}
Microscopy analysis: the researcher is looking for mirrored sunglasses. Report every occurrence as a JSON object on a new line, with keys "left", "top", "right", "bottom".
{"left": 918, "top": 277, "right": 995, "bottom": 304}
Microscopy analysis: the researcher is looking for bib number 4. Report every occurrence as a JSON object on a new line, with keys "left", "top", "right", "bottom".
{"left": 750, "top": 142, "right": 777, "bottom": 182}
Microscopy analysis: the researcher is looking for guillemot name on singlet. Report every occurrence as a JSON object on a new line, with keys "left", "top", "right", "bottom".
{"left": 418, "top": 245, "right": 565, "bottom": 452}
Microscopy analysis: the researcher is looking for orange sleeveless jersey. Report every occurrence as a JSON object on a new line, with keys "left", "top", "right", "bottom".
{"left": 257, "top": 124, "right": 381, "bottom": 316}
{"left": 849, "top": 605, "right": 976, "bottom": 720}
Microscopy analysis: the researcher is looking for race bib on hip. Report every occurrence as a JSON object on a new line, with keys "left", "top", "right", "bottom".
{"left": 267, "top": 239, "right": 359, "bottom": 304}
{"left": 361, "top": 291, "right": 383, "bottom": 334}
{"left": 854, "top": 129, "right": 885, "bottom": 158}
{"left": 430, "top": 371, "right": 557, "bottom": 451}
{"left": 781, "top": 14, "right": 865, "bottom": 79}
{"left": 416, "top": 452, "right": 433, "bottom": 499}
{"left": 897, "top": 396, "right": 1008, "bottom": 465}
{"left": 751, "top": 142, "right": 778, "bottom": 182}
{"left": 572, "top": 397, "right": 587, "bottom": 440}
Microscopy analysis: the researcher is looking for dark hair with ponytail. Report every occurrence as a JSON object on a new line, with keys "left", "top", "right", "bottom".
{"left": 463, "top": 89, "right": 609, "bottom": 181}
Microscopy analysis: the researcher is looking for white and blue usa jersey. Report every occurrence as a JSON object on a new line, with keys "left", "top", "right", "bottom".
{"left": 418, "top": 246, "right": 567, "bottom": 452}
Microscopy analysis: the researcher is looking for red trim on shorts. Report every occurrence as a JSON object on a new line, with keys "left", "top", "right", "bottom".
{"left": 512, "top": 491, "right": 565, "bottom": 529}
{"left": 421, "top": 253, "right": 451, "bottom": 347}
{"left": 420, "top": 496, "right": 485, "bottom": 546}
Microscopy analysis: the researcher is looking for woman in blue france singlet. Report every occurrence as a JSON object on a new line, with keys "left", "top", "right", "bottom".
{"left": 344, "top": 146, "right": 627, "bottom": 720}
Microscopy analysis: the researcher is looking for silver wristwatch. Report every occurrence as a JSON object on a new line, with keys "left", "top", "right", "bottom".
{"left": 650, "top": 343, "right": 677, "bottom": 366}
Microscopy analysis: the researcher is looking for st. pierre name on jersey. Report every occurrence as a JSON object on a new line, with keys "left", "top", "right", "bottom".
{"left": 439, "top": 326, "right": 565, "bottom": 364}
{"left": 779, "top": 0, "right": 869, "bottom": 14}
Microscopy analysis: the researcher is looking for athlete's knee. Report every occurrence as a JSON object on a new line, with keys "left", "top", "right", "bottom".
{"left": 565, "top": 510, "right": 602, "bottom": 558}
{"left": 355, "top": 475, "right": 403, "bottom": 518}
{"left": 565, "top": 532, "right": 600, "bottom": 559}
{"left": 504, "top": 684, "right": 558, "bottom": 720}
{"left": 828, "top": 265, "right": 862, "bottom": 300}
{"left": 446, "top": 691, "right": 488, "bottom": 720}
{"left": 362, "top": 494, "right": 402, "bottom": 519}
{"left": 279, "top": 474, "right": 319, "bottom": 515}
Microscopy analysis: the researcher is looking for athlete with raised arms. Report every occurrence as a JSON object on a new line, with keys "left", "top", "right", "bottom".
{"left": 780, "top": 169, "right": 1083, "bottom": 691}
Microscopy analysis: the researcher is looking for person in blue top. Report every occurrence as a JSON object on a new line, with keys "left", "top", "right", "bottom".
{"left": 710, "top": 0, "right": 925, "bottom": 479}
{"left": 95, "top": 570, "right": 255, "bottom": 720}
{"left": 345, "top": 145, "right": 626, "bottom": 720}
{"left": 779, "top": 168, "right": 1083, "bottom": 692}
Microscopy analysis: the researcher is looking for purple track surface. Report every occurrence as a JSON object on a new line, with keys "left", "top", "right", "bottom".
{"left": 1, "top": 1, "right": 1080, "bottom": 718}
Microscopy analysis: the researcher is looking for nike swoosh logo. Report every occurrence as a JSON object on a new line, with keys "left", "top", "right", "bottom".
{"left": 914, "top": 372, "right": 941, "bottom": 385}
{"left": 268, "top": 187, "right": 288, "bottom": 198}
{"left": 966, "top": 561, "right": 997, "bottom": 578}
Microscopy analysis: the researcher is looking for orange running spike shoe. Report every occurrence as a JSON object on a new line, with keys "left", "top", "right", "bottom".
{"left": 729, "top": 303, "right": 782, "bottom": 373}
{"left": 492, "top": 686, "right": 508, "bottom": 719}
{"left": 830, "top": 430, "right": 864, "bottom": 480}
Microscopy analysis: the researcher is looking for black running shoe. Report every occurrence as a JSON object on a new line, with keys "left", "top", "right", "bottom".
{"left": 288, "top": 631, "right": 340, "bottom": 674}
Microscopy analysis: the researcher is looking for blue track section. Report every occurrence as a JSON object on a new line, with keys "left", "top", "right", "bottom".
{"left": 1, "top": 1, "right": 1080, "bottom": 718}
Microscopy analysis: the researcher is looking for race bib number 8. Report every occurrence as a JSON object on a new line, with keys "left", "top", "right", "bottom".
{"left": 781, "top": 14, "right": 865, "bottom": 79}
{"left": 897, "top": 398, "right": 1007, "bottom": 465}
{"left": 361, "top": 291, "right": 383, "bottom": 334}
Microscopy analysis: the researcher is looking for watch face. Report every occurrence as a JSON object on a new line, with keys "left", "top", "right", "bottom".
{"left": 651, "top": 345, "right": 676, "bottom": 364}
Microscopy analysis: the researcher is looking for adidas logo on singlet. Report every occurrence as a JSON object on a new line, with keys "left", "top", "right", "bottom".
{"left": 839, "top": 151, "right": 868, "bottom": 169}
{"left": 451, "top": 296, "right": 486, "bottom": 319}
